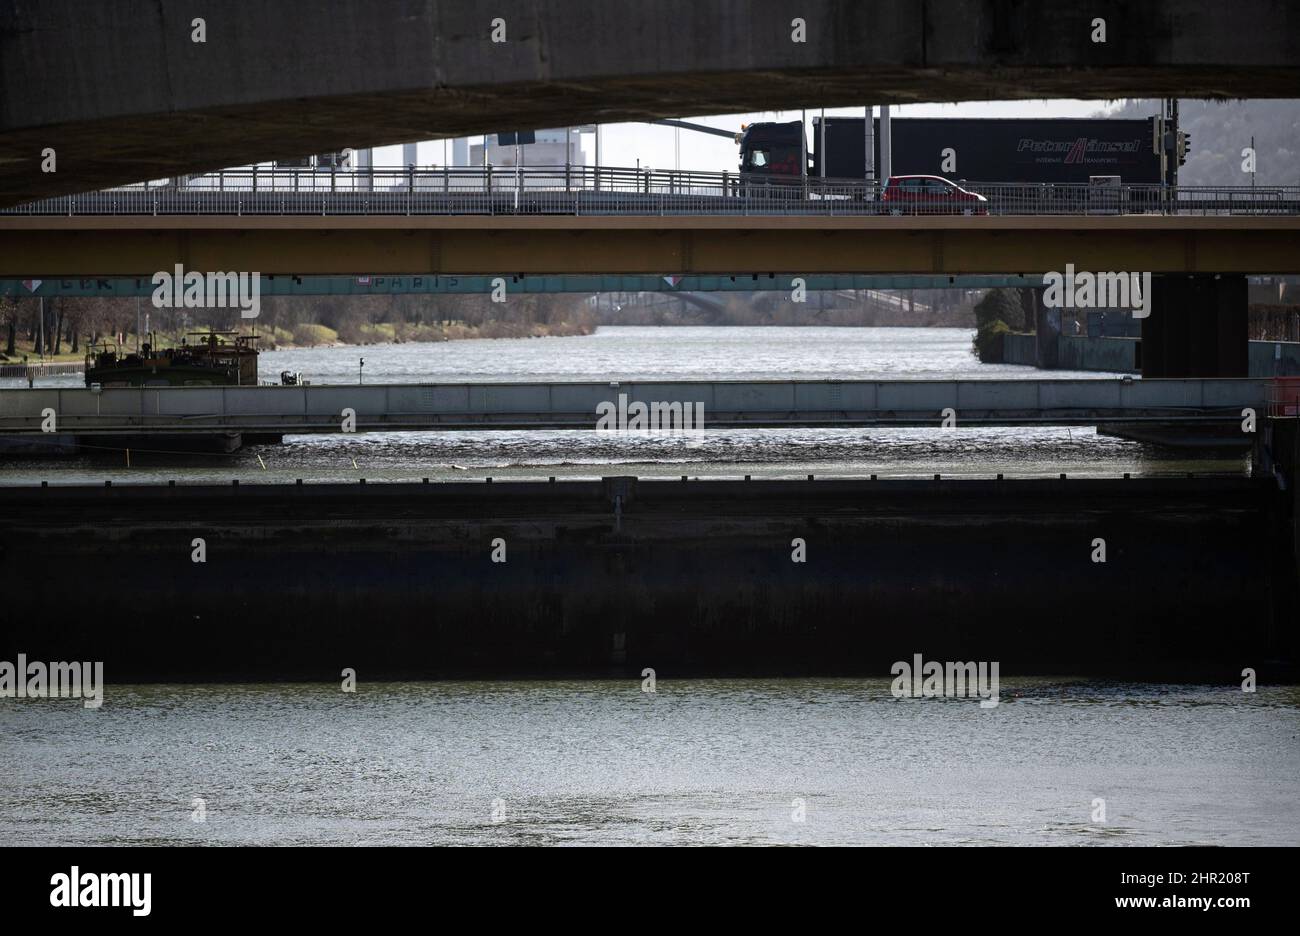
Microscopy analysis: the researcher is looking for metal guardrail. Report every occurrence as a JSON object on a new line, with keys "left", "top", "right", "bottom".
{"left": 0, "top": 362, "right": 84, "bottom": 378}
{"left": 3, "top": 166, "right": 1298, "bottom": 217}
{"left": 0, "top": 378, "right": 1269, "bottom": 434}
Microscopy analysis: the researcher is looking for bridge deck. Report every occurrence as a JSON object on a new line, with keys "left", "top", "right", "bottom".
{"left": 5, "top": 214, "right": 1297, "bottom": 276}
{"left": 0, "top": 379, "right": 1267, "bottom": 435}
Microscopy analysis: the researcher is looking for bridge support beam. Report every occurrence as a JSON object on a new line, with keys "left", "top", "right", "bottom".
{"left": 1141, "top": 274, "right": 1248, "bottom": 378}
{"left": 1033, "top": 291, "right": 1060, "bottom": 369}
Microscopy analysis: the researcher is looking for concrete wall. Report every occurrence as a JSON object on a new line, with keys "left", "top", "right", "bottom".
{"left": 1251, "top": 341, "right": 1300, "bottom": 377}
{"left": 0, "top": 477, "right": 1292, "bottom": 680}
{"left": 0, "top": 378, "right": 1269, "bottom": 436}
{"left": 3, "top": 0, "right": 1299, "bottom": 204}
{"left": 1004, "top": 334, "right": 1300, "bottom": 377}
{"left": 1002, "top": 333, "right": 1138, "bottom": 373}
{"left": 1003, "top": 333, "right": 1037, "bottom": 367}
{"left": 1057, "top": 336, "right": 1139, "bottom": 373}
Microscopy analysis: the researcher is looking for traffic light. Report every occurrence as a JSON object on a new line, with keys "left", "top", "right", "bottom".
{"left": 1176, "top": 131, "right": 1190, "bottom": 166}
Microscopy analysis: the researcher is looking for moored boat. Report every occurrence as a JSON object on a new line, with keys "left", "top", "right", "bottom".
{"left": 84, "top": 330, "right": 259, "bottom": 387}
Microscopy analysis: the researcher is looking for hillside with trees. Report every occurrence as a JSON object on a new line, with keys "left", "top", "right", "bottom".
{"left": 1100, "top": 99, "right": 1300, "bottom": 187}
{"left": 0, "top": 292, "right": 596, "bottom": 360}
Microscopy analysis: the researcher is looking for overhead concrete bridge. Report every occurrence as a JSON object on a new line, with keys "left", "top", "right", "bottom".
{"left": 2, "top": 0, "right": 1298, "bottom": 206}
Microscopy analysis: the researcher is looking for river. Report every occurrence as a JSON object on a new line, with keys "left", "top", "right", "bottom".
{"left": 2, "top": 679, "right": 1296, "bottom": 846}
{"left": 3, "top": 326, "right": 1288, "bottom": 848}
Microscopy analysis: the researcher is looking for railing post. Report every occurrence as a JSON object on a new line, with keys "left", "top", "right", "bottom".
{"left": 252, "top": 165, "right": 257, "bottom": 193}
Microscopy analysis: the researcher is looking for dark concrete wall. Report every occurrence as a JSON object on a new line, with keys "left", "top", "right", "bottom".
{"left": 0, "top": 478, "right": 1292, "bottom": 681}
{"left": 1143, "top": 274, "right": 1250, "bottom": 378}
{"left": 1007, "top": 333, "right": 1299, "bottom": 376}
{"left": 3, "top": 0, "right": 1299, "bottom": 204}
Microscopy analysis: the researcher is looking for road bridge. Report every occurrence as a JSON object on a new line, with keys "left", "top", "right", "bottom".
{"left": 3, "top": 213, "right": 1296, "bottom": 278}
{"left": 3, "top": 0, "right": 1299, "bottom": 206}
{"left": 0, "top": 379, "right": 1268, "bottom": 438}
{"left": 6, "top": 170, "right": 1300, "bottom": 218}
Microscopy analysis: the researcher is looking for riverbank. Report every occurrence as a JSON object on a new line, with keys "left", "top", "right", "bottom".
{"left": 257, "top": 317, "right": 595, "bottom": 349}
{"left": 0, "top": 320, "right": 598, "bottom": 381}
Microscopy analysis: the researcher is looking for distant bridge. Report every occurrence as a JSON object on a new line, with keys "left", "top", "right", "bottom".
{"left": 0, "top": 273, "right": 1027, "bottom": 299}
{"left": 0, "top": 379, "right": 1267, "bottom": 437}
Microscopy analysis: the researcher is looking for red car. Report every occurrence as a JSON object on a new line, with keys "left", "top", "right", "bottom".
{"left": 881, "top": 175, "right": 989, "bottom": 215}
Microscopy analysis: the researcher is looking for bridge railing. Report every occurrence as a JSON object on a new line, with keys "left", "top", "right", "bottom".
{"left": 3, "top": 166, "right": 1297, "bottom": 217}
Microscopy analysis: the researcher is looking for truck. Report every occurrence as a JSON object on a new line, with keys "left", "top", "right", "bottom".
{"left": 738, "top": 117, "right": 1163, "bottom": 185}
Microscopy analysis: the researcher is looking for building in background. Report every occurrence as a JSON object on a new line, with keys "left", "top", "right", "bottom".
{"left": 469, "top": 129, "right": 587, "bottom": 168}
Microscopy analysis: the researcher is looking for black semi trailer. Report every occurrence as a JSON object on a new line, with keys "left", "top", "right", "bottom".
{"left": 739, "top": 117, "right": 1162, "bottom": 185}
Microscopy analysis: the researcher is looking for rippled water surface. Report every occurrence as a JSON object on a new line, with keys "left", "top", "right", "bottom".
{"left": 2, "top": 680, "right": 1296, "bottom": 846}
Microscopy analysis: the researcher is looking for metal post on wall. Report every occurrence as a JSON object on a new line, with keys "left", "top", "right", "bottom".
{"left": 800, "top": 108, "right": 808, "bottom": 200}
{"left": 514, "top": 140, "right": 522, "bottom": 212}
{"left": 819, "top": 107, "right": 826, "bottom": 178}
{"left": 879, "top": 105, "right": 892, "bottom": 185}
{"left": 864, "top": 106, "right": 874, "bottom": 188}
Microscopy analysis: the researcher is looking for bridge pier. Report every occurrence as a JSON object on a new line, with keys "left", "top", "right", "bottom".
{"left": 1033, "top": 292, "right": 1060, "bottom": 369}
{"left": 1141, "top": 274, "right": 1248, "bottom": 378}
{"left": 1258, "top": 417, "right": 1300, "bottom": 536}
{"left": 1255, "top": 417, "right": 1300, "bottom": 657}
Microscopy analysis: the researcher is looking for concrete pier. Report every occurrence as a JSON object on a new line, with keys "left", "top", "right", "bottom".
{"left": 0, "top": 476, "right": 1293, "bottom": 682}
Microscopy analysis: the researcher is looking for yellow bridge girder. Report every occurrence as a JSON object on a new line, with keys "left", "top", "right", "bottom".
{"left": 2, "top": 215, "right": 1297, "bottom": 277}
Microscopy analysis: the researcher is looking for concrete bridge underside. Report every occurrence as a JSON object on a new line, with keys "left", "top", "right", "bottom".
{"left": 2, "top": 215, "right": 1297, "bottom": 277}
{"left": 3, "top": 0, "right": 1299, "bottom": 206}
